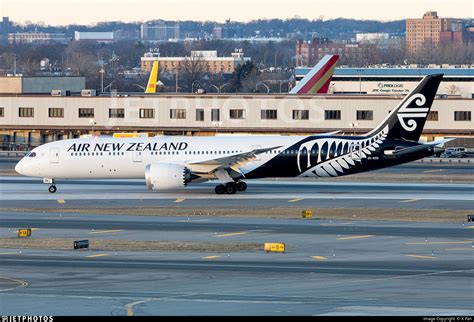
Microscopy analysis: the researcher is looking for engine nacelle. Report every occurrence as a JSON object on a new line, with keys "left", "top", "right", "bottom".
{"left": 145, "top": 163, "right": 191, "bottom": 191}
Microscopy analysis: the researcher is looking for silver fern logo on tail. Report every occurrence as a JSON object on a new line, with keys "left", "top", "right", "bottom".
{"left": 396, "top": 93, "right": 429, "bottom": 132}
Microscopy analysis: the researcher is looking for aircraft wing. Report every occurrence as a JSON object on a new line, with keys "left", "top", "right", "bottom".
{"left": 186, "top": 146, "right": 282, "bottom": 174}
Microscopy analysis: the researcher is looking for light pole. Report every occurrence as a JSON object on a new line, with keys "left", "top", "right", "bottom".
{"left": 89, "top": 119, "right": 97, "bottom": 136}
{"left": 349, "top": 122, "right": 359, "bottom": 135}
{"left": 192, "top": 80, "right": 200, "bottom": 93}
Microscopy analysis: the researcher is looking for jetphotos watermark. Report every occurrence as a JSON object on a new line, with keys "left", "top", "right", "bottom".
{"left": 2, "top": 317, "right": 53, "bottom": 322}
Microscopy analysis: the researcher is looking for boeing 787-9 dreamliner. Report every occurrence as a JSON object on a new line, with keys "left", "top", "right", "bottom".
{"left": 15, "top": 74, "right": 449, "bottom": 194}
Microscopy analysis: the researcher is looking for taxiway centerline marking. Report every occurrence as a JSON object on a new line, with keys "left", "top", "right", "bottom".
{"left": 215, "top": 232, "right": 248, "bottom": 238}
{"left": 85, "top": 253, "right": 110, "bottom": 258}
{"left": 423, "top": 169, "right": 444, "bottom": 173}
{"left": 311, "top": 256, "right": 327, "bottom": 260}
{"left": 89, "top": 230, "right": 124, "bottom": 235}
{"left": 57, "top": 199, "right": 66, "bottom": 204}
{"left": 400, "top": 199, "right": 419, "bottom": 203}
{"left": 288, "top": 198, "right": 304, "bottom": 203}
{"left": 337, "top": 235, "right": 374, "bottom": 240}
{"left": 174, "top": 198, "right": 185, "bottom": 203}
{"left": 445, "top": 248, "right": 474, "bottom": 251}
{"left": 405, "top": 241, "right": 472, "bottom": 245}
{"left": 203, "top": 256, "right": 221, "bottom": 260}
{"left": 405, "top": 254, "right": 436, "bottom": 259}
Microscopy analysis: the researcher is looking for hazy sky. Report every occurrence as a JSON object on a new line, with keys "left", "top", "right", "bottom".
{"left": 1, "top": 0, "right": 472, "bottom": 25}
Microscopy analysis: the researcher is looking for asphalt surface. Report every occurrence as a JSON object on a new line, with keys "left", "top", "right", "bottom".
{"left": 0, "top": 213, "right": 473, "bottom": 315}
{"left": 0, "top": 161, "right": 473, "bottom": 316}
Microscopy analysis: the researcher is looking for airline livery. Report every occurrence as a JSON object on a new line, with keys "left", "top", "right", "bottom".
{"left": 15, "top": 74, "right": 449, "bottom": 194}
{"left": 289, "top": 55, "right": 339, "bottom": 94}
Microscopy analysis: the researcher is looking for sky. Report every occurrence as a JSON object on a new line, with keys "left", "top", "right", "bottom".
{"left": 0, "top": 0, "right": 472, "bottom": 25}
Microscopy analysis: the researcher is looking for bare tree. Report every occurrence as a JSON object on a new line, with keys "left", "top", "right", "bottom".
{"left": 178, "top": 54, "right": 208, "bottom": 92}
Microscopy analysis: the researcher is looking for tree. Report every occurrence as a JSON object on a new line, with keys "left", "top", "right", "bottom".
{"left": 178, "top": 54, "right": 208, "bottom": 92}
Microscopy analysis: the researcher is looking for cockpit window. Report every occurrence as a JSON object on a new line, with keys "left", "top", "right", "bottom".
{"left": 28, "top": 152, "right": 36, "bottom": 157}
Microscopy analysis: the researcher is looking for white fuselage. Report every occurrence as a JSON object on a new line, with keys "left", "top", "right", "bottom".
{"left": 15, "top": 135, "right": 303, "bottom": 180}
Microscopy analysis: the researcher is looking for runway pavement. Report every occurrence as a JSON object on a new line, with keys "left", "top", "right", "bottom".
{"left": 0, "top": 162, "right": 473, "bottom": 316}
{"left": 0, "top": 212, "right": 473, "bottom": 315}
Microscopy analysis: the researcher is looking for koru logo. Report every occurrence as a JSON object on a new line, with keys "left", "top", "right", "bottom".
{"left": 396, "top": 93, "right": 429, "bottom": 131}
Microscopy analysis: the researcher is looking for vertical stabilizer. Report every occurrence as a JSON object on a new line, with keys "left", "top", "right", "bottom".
{"left": 145, "top": 61, "right": 159, "bottom": 93}
{"left": 366, "top": 74, "right": 443, "bottom": 142}
{"left": 290, "top": 55, "right": 339, "bottom": 94}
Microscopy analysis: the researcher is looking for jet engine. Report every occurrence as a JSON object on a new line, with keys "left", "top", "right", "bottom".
{"left": 145, "top": 163, "right": 192, "bottom": 191}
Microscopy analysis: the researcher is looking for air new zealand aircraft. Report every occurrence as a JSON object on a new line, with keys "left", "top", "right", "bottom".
{"left": 15, "top": 74, "right": 449, "bottom": 194}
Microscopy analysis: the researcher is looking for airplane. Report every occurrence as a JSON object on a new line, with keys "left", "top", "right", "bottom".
{"left": 15, "top": 74, "right": 450, "bottom": 195}
{"left": 145, "top": 61, "right": 159, "bottom": 93}
{"left": 289, "top": 54, "right": 339, "bottom": 94}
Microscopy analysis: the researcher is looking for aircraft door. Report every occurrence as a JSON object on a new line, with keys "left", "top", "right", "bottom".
{"left": 49, "top": 148, "right": 60, "bottom": 163}
{"left": 133, "top": 150, "right": 143, "bottom": 162}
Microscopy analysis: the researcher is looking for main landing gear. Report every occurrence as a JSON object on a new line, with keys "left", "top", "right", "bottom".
{"left": 214, "top": 181, "right": 247, "bottom": 195}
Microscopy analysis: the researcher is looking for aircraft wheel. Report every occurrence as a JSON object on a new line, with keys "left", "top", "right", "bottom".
{"left": 225, "top": 183, "right": 237, "bottom": 194}
{"left": 236, "top": 181, "right": 247, "bottom": 191}
{"left": 48, "top": 185, "right": 57, "bottom": 193}
{"left": 215, "top": 184, "right": 225, "bottom": 194}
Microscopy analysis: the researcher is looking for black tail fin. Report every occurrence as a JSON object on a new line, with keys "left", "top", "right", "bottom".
{"left": 366, "top": 74, "right": 443, "bottom": 142}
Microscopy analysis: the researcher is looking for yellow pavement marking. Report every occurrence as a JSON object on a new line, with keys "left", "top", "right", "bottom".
{"left": 400, "top": 199, "right": 419, "bottom": 203}
{"left": 215, "top": 232, "right": 248, "bottom": 238}
{"left": 405, "top": 254, "right": 436, "bottom": 259}
{"left": 311, "top": 256, "right": 327, "bottom": 260}
{"left": 57, "top": 199, "right": 66, "bottom": 204}
{"left": 445, "top": 248, "right": 474, "bottom": 251}
{"left": 203, "top": 256, "right": 221, "bottom": 260}
{"left": 174, "top": 198, "right": 185, "bottom": 203}
{"left": 0, "top": 252, "right": 22, "bottom": 255}
{"left": 466, "top": 226, "right": 474, "bottom": 229}
{"left": 337, "top": 235, "right": 374, "bottom": 240}
{"left": 30, "top": 228, "right": 40, "bottom": 231}
{"left": 405, "top": 241, "right": 472, "bottom": 245}
{"left": 288, "top": 198, "right": 304, "bottom": 203}
{"left": 85, "top": 253, "right": 110, "bottom": 258}
{"left": 89, "top": 230, "right": 124, "bottom": 235}
{"left": 423, "top": 169, "right": 444, "bottom": 173}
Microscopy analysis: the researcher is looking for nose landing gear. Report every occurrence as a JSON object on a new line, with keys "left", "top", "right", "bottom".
{"left": 44, "top": 178, "right": 57, "bottom": 193}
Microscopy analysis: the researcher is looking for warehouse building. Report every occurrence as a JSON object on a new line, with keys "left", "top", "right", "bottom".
{"left": 0, "top": 93, "right": 472, "bottom": 150}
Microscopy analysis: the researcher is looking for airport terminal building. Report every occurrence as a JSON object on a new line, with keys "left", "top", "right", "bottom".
{"left": 0, "top": 92, "right": 473, "bottom": 150}
{"left": 294, "top": 66, "right": 474, "bottom": 96}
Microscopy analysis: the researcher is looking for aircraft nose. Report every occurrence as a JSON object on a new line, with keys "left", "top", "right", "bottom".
{"left": 15, "top": 159, "right": 24, "bottom": 175}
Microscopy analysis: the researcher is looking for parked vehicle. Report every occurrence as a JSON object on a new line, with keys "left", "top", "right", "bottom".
{"left": 440, "top": 147, "right": 467, "bottom": 158}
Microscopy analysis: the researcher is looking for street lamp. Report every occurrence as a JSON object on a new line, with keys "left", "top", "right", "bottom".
{"left": 89, "top": 119, "right": 97, "bottom": 136}
{"left": 192, "top": 80, "right": 200, "bottom": 93}
{"left": 209, "top": 82, "right": 231, "bottom": 94}
{"left": 349, "top": 122, "right": 359, "bottom": 135}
